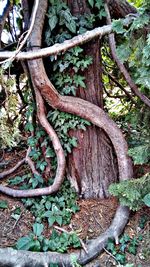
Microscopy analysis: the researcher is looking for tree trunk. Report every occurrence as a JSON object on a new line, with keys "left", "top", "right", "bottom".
{"left": 67, "top": 1, "right": 118, "bottom": 199}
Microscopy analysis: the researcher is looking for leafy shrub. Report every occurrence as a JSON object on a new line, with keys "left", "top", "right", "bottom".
{"left": 109, "top": 173, "right": 150, "bottom": 210}
{"left": 16, "top": 223, "right": 81, "bottom": 252}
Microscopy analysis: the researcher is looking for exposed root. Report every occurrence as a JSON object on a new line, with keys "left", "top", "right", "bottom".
{"left": 0, "top": 159, "right": 25, "bottom": 179}
{"left": 25, "top": 147, "right": 41, "bottom": 177}
{"left": 0, "top": 205, "right": 129, "bottom": 266}
{"left": 0, "top": 90, "right": 66, "bottom": 197}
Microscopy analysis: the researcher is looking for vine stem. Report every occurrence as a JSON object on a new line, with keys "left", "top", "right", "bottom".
{"left": 104, "top": 1, "right": 150, "bottom": 108}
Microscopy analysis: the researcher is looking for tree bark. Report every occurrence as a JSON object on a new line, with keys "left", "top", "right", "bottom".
{"left": 108, "top": 0, "right": 137, "bottom": 18}
{"left": 67, "top": 1, "right": 118, "bottom": 198}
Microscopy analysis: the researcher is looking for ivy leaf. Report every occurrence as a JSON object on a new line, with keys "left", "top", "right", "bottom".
{"left": 48, "top": 216, "right": 56, "bottom": 226}
{"left": 143, "top": 193, "right": 150, "bottom": 207}
{"left": 115, "top": 253, "right": 126, "bottom": 264}
{"left": 98, "top": 9, "right": 106, "bottom": 20}
{"left": 55, "top": 215, "right": 63, "bottom": 226}
{"left": 16, "top": 236, "right": 32, "bottom": 250}
{"left": 95, "top": 0, "right": 104, "bottom": 10}
{"left": 88, "top": 0, "right": 94, "bottom": 7}
{"left": 116, "top": 44, "right": 131, "bottom": 63}
{"left": 33, "top": 223, "right": 44, "bottom": 237}
{"left": 49, "top": 15, "right": 58, "bottom": 31}
{"left": 112, "top": 19, "right": 125, "bottom": 34}
{"left": 46, "top": 148, "right": 55, "bottom": 158}
{"left": 0, "top": 200, "right": 8, "bottom": 209}
{"left": 66, "top": 20, "right": 76, "bottom": 33}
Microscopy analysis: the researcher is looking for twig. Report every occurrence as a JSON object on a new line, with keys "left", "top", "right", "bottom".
{"left": 104, "top": 1, "right": 150, "bottom": 108}
{"left": 103, "top": 247, "right": 118, "bottom": 263}
{"left": 103, "top": 69, "right": 136, "bottom": 104}
{"left": 93, "top": 215, "right": 104, "bottom": 231}
{"left": 0, "top": 149, "right": 4, "bottom": 162}
{"left": 0, "top": 0, "right": 39, "bottom": 64}
{"left": 12, "top": 210, "right": 24, "bottom": 230}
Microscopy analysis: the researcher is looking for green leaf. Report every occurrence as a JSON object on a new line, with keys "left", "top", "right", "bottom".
{"left": 107, "top": 239, "right": 115, "bottom": 252}
{"left": 33, "top": 223, "right": 44, "bottom": 237}
{"left": 112, "top": 19, "right": 125, "bottom": 34}
{"left": 45, "top": 201, "right": 52, "bottom": 210}
{"left": 115, "top": 253, "right": 126, "bottom": 264}
{"left": 46, "top": 148, "right": 55, "bottom": 158}
{"left": 55, "top": 216, "right": 62, "bottom": 226}
{"left": 16, "top": 236, "right": 32, "bottom": 250}
{"left": 11, "top": 214, "right": 20, "bottom": 220}
{"left": 66, "top": 20, "right": 76, "bottom": 33}
{"left": 128, "top": 244, "right": 137, "bottom": 255}
{"left": 143, "top": 193, "right": 150, "bottom": 207}
{"left": 95, "top": 0, "right": 104, "bottom": 9}
{"left": 39, "top": 161, "right": 47, "bottom": 172}
{"left": 31, "top": 240, "right": 41, "bottom": 251}
{"left": 88, "top": 0, "right": 94, "bottom": 7}
{"left": 48, "top": 216, "right": 56, "bottom": 226}
{"left": 0, "top": 200, "right": 8, "bottom": 209}
{"left": 49, "top": 15, "right": 58, "bottom": 31}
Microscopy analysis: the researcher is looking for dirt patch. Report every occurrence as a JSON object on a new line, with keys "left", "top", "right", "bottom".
{"left": 0, "top": 194, "right": 34, "bottom": 248}
{"left": 70, "top": 197, "right": 118, "bottom": 241}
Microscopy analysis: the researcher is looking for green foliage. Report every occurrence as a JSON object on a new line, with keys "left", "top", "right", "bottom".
{"left": 16, "top": 222, "right": 81, "bottom": 252}
{"left": 0, "top": 69, "right": 21, "bottom": 148}
{"left": 106, "top": 234, "right": 142, "bottom": 265}
{"left": 21, "top": 180, "right": 79, "bottom": 227}
{"left": 0, "top": 200, "right": 8, "bottom": 209}
{"left": 127, "top": 121, "right": 150, "bottom": 165}
{"left": 112, "top": 6, "right": 150, "bottom": 92}
{"left": 50, "top": 46, "right": 93, "bottom": 96}
{"left": 109, "top": 173, "right": 150, "bottom": 211}
{"left": 128, "top": 144, "right": 150, "bottom": 165}
{"left": 48, "top": 110, "right": 91, "bottom": 154}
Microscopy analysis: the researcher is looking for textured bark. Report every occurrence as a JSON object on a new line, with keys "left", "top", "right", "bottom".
{"left": 108, "top": 0, "right": 137, "bottom": 18}
{"left": 67, "top": 2, "right": 118, "bottom": 198}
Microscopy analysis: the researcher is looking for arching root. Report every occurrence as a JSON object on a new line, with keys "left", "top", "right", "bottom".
{"left": 0, "top": 205, "right": 129, "bottom": 266}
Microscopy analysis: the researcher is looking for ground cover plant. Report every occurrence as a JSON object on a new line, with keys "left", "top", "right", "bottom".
{"left": 0, "top": 0, "right": 150, "bottom": 266}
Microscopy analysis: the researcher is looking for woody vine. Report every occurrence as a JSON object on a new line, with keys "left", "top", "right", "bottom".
{"left": 0, "top": 0, "right": 150, "bottom": 265}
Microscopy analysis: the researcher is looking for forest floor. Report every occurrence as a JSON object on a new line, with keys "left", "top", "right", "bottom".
{"left": 0, "top": 149, "right": 150, "bottom": 267}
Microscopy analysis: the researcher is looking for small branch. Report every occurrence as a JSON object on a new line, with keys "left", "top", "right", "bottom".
{"left": 103, "top": 69, "right": 136, "bottom": 104}
{"left": 0, "top": 149, "right": 4, "bottom": 162}
{"left": 103, "top": 247, "right": 118, "bottom": 264}
{"left": 104, "top": 1, "right": 150, "bottom": 108}
{"left": 0, "top": 17, "right": 135, "bottom": 61}
{"left": 0, "top": 159, "right": 25, "bottom": 179}
{"left": 12, "top": 210, "right": 24, "bottom": 230}
{"left": 0, "top": 0, "right": 39, "bottom": 64}
{"left": 103, "top": 84, "right": 125, "bottom": 99}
